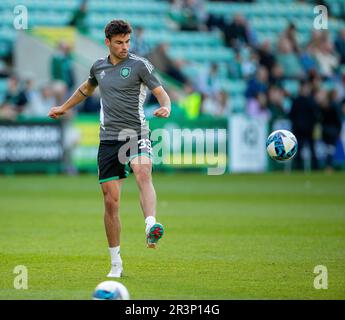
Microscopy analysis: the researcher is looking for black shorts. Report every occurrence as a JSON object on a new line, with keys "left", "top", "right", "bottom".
{"left": 97, "top": 136, "right": 152, "bottom": 183}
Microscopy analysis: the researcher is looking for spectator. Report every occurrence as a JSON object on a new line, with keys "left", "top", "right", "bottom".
{"left": 282, "top": 22, "right": 300, "bottom": 54}
{"left": 246, "top": 92, "right": 270, "bottom": 120}
{"left": 318, "top": 89, "right": 343, "bottom": 171}
{"left": 24, "top": 84, "right": 56, "bottom": 117}
{"left": 289, "top": 80, "right": 319, "bottom": 170}
{"left": 245, "top": 66, "right": 269, "bottom": 98}
{"left": 314, "top": 40, "right": 339, "bottom": 79}
{"left": 0, "top": 101, "right": 16, "bottom": 120}
{"left": 223, "top": 14, "right": 249, "bottom": 49}
{"left": 196, "top": 63, "right": 221, "bottom": 97}
{"left": 69, "top": 0, "right": 88, "bottom": 34}
{"left": 178, "top": 82, "right": 202, "bottom": 119}
{"left": 256, "top": 40, "right": 276, "bottom": 77}
{"left": 4, "top": 75, "right": 28, "bottom": 115}
{"left": 299, "top": 43, "right": 319, "bottom": 74}
{"left": 147, "top": 43, "right": 187, "bottom": 84}
{"left": 130, "top": 26, "right": 151, "bottom": 57}
{"left": 169, "top": 0, "right": 207, "bottom": 31}
{"left": 202, "top": 90, "right": 231, "bottom": 117}
{"left": 335, "top": 72, "right": 345, "bottom": 103}
{"left": 50, "top": 42, "right": 75, "bottom": 91}
{"left": 267, "top": 85, "right": 287, "bottom": 122}
{"left": 335, "top": 29, "right": 345, "bottom": 65}
{"left": 276, "top": 37, "right": 303, "bottom": 79}
{"left": 269, "top": 63, "right": 284, "bottom": 88}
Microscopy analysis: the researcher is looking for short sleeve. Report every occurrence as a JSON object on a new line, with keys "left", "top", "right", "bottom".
{"left": 88, "top": 63, "right": 98, "bottom": 87}
{"left": 138, "top": 59, "right": 161, "bottom": 90}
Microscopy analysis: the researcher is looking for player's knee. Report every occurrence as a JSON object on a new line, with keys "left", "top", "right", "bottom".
{"left": 103, "top": 191, "right": 120, "bottom": 211}
{"left": 134, "top": 167, "right": 152, "bottom": 185}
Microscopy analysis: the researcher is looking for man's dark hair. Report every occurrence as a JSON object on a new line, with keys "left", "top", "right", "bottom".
{"left": 105, "top": 20, "right": 132, "bottom": 40}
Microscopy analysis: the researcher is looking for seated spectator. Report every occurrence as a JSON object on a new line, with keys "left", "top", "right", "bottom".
{"left": 269, "top": 63, "right": 284, "bottom": 88}
{"left": 69, "top": 0, "right": 88, "bottom": 34}
{"left": 314, "top": 41, "right": 339, "bottom": 79}
{"left": 245, "top": 66, "right": 269, "bottom": 98}
{"left": 240, "top": 47, "right": 258, "bottom": 79}
{"left": 147, "top": 43, "right": 187, "bottom": 84}
{"left": 130, "top": 26, "right": 151, "bottom": 57}
{"left": 169, "top": 0, "right": 207, "bottom": 31}
{"left": 201, "top": 90, "right": 231, "bottom": 117}
{"left": 267, "top": 85, "right": 287, "bottom": 122}
{"left": 299, "top": 44, "right": 319, "bottom": 74}
{"left": 3, "top": 75, "right": 28, "bottom": 115}
{"left": 335, "top": 29, "right": 345, "bottom": 65}
{"left": 256, "top": 40, "right": 276, "bottom": 77}
{"left": 246, "top": 92, "right": 270, "bottom": 120}
{"left": 196, "top": 63, "right": 221, "bottom": 97}
{"left": 282, "top": 22, "right": 300, "bottom": 54}
{"left": 0, "top": 101, "right": 17, "bottom": 120}
{"left": 224, "top": 14, "right": 249, "bottom": 49}
{"left": 276, "top": 38, "right": 304, "bottom": 78}
{"left": 24, "top": 84, "right": 56, "bottom": 117}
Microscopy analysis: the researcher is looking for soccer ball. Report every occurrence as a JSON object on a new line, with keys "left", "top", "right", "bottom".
{"left": 266, "top": 130, "right": 298, "bottom": 162}
{"left": 92, "top": 281, "right": 130, "bottom": 300}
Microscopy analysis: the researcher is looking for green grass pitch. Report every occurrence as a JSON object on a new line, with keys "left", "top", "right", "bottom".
{"left": 0, "top": 172, "right": 344, "bottom": 299}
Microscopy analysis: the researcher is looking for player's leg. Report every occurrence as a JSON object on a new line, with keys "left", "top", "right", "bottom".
{"left": 130, "top": 156, "right": 164, "bottom": 248}
{"left": 98, "top": 140, "right": 129, "bottom": 277}
{"left": 101, "top": 179, "right": 124, "bottom": 277}
{"left": 101, "top": 179, "right": 123, "bottom": 248}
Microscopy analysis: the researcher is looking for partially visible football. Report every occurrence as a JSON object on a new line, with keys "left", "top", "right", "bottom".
{"left": 266, "top": 130, "right": 298, "bottom": 162}
{"left": 92, "top": 281, "right": 130, "bottom": 300}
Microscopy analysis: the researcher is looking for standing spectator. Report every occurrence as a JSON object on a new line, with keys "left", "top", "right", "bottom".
{"left": 289, "top": 80, "right": 319, "bottom": 170}
{"left": 318, "top": 89, "right": 343, "bottom": 171}
{"left": 50, "top": 42, "right": 75, "bottom": 92}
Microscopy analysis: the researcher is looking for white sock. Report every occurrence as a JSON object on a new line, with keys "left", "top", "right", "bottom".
{"left": 145, "top": 216, "right": 156, "bottom": 234}
{"left": 109, "top": 246, "right": 122, "bottom": 265}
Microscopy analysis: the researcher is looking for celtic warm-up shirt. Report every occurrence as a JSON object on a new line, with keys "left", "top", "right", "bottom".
{"left": 88, "top": 53, "right": 161, "bottom": 140}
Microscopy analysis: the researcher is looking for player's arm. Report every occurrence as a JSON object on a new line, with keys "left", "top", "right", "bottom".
{"left": 151, "top": 86, "right": 171, "bottom": 118}
{"left": 48, "top": 81, "right": 97, "bottom": 119}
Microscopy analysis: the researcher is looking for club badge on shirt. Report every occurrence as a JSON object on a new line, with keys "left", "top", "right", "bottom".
{"left": 120, "top": 67, "right": 131, "bottom": 79}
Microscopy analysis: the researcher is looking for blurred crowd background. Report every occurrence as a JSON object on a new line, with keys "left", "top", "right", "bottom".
{"left": 0, "top": 0, "right": 345, "bottom": 172}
